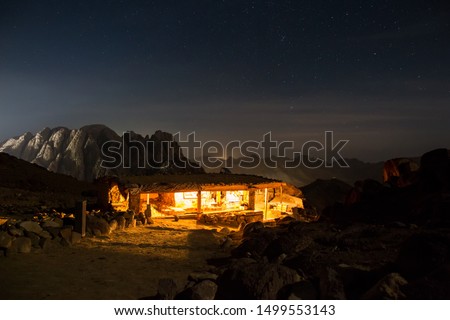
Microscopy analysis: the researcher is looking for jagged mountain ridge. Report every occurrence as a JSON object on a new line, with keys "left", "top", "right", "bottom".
{"left": 0, "top": 124, "right": 201, "bottom": 181}
{"left": 1, "top": 123, "right": 383, "bottom": 185}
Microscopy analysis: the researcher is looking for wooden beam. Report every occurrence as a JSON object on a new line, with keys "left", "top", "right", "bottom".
{"left": 253, "top": 182, "right": 286, "bottom": 189}
{"left": 196, "top": 190, "right": 202, "bottom": 221}
{"left": 248, "top": 190, "right": 255, "bottom": 210}
{"left": 74, "top": 200, "right": 86, "bottom": 237}
{"left": 280, "top": 185, "right": 283, "bottom": 212}
{"left": 264, "top": 187, "right": 268, "bottom": 220}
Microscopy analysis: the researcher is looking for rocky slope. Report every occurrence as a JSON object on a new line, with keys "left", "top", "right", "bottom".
{"left": 204, "top": 148, "right": 450, "bottom": 300}
{"left": 0, "top": 124, "right": 202, "bottom": 181}
{"left": 0, "top": 152, "right": 97, "bottom": 211}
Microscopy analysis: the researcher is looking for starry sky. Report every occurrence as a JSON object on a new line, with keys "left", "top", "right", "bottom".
{"left": 1, "top": 0, "right": 449, "bottom": 161}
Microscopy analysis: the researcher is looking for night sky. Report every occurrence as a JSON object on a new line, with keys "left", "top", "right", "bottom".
{"left": 1, "top": 0, "right": 449, "bottom": 161}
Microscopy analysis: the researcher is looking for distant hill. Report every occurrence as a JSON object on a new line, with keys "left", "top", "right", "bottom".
{"left": 300, "top": 179, "right": 352, "bottom": 213}
{"left": 209, "top": 156, "right": 383, "bottom": 187}
{"left": 0, "top": 152, "right": 96, "bottom": 210}
{"left": 0, "top": 152, "right": 91, "bottom": 191}
{"left": 0, "top": 124, "right": 202, "bottom": 181}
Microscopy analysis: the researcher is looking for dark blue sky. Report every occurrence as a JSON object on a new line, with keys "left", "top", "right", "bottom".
{"left": 1, "top": 0, "right": 449, "bottom": 161}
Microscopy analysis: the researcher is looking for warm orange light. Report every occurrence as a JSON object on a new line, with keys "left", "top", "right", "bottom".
{"left": 108, "top": 184, "right": 128, "bottom": 211}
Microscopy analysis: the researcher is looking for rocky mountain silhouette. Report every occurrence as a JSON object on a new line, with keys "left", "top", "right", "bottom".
{"left": 0, "top": 124, "right": 202, "bottom": 181}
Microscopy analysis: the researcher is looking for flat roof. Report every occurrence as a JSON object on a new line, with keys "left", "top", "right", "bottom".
{"left": 121, "top": 173, "right": 285, "bottom": 194}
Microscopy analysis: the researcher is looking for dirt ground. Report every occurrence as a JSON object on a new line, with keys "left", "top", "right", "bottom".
{"left": 0, "top": 219, "right": 227, "bottom": 299}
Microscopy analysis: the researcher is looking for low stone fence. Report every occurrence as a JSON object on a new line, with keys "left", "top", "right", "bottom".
{"left": 198, "top": 211, "right": 263, "bottom": 228}
{"left": 0, "top": 215, "right": 81, "bottom": 255}
{"left": 0, "top": 209, "right": 147, "bottom": 256}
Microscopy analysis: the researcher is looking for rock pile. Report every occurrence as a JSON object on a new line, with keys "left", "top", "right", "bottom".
{"left": 0, "top": 209, "right": 146, "bottom": 256}
{"left": 85, "top": 210, "right": 152, "bottom": 236}
{"left": 145, "top": 215, "right": 450, "bottom": 300}
{"left": 0, "top": 214, "right": 81, "bottom": 256}
{"left": 198, "top": 211, "right": 263, "bottom": 227}
{"left": 213, "top": 219, "right": 450, "bottom": 299}
{"left": 320, "top": 148, "right": 450, "bottom": 226}
{"left": 142, "top": 271, "right": 220, "bottom": 300}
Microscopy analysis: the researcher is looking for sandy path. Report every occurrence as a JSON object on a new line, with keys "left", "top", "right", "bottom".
{"left": 0, "top": 220, "right": 226, "bottom": 299}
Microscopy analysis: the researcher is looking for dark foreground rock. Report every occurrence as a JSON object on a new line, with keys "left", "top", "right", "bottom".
{"left": 362, "top": 273, "right": 408, "bottom": 299}
{"left": 156, "top": 278, "right": 178, "bottom": 300}
{"left": 215, "top": 258, "right": 300, "bottom": 299}
{"left": 211, "top": 217, "right": 450, "bottom": 299}
{"left": 176, "top": 280, "right": 218, "bottom": 300}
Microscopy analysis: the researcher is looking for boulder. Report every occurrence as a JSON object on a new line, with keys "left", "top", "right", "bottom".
{"left": 278, "top": 280, "right": 319, "bottom": 300}
{"left": 71, "top": 232, "right": 82, "bottom": 245}
{"left": 188, "top": 271, "right": 218, "bottom": 282}
{"left": 8, "top": 228, "right": 24, "bottom": 237}
{"left": 242, "top": 221, "right": 265, "bottom": 238}
{"left": 335, "top": 264, "right": 380, "bottom": 299}
{"left": 402, "top": 264, "right": 450, "bottom": 299}
{"left": 116, "top": 216, "right": 126, "bottom": 230}
{"left": 59, "top": 228, "right": 72, "bottom": 246}
{"left": 45, "top": 227, "right": 61, "bottom": 239}
{"left": 362, "top": 273, "right": 408, "bottom": 299}
{"left": 127, "top": 219, "right": 137, "bottom": 228}
{"left": 12, "top": 237, "right": 32, "bottom": 253}
{"left": 231, "top": 237, "right": 269, "bottom": 258}
{"left": 19, "top": 221, "right": 43, "bottom": 235}
{"left": 264, "top": 234, "right": 313, "bottom": 262}
{"left": 282, "top": 250, "right": 316, "bottom": 276}
{"left": 109, "top": 219, "right": 118, "bottom": 231}
{"left": 396, "top": 233, "right": 450, "bottom": 279}
{"left": 319, "top": 267, "right": 346, "bottom": 299}
{"left": 43, "top": 220, "right": 63, "bottom": 228}
{"left": 216, "top": 258, "right": 300, "bottom": 299}
{"left": 39, "top": 230, "right": 52, "bottom": 239}
{"left": 125, "top": 211, "right": 135, "bottom": 227}
{"left": 219, "top": 237, "right": 233, "bottom": 250}
{"left": 39, "top": 237, "right": 51, "bottom": 251}
{"left": 383, "top": 158, "right": 419, "bottom": 187}
{"left": 39, "top": 238, "right": 61, "bottom": 252}
{"left": 219, "top": 227, "right": 231, "bottom": 235}
{"left": 231, "top": 228, "right": 278, "bottom": 258}
{"left": 156, "top": 278, "right": 178, "bottom": 300}
{"left": 420, "top": 148, "right": 450, "bottom": 192}
{"left": 124, "top": 210, "right": 135, "bottom": 219}
{"left": 54, "top": 218, "right": 64, "bottom": 227}
{"left": 87, "top": 216, "right": 111, "bottom": 235}
{"left": 0, "top": 231, "right": 13, "bottom": 249}
{"left": 137, "top": 212, "right": 146, "bottom": 225}
{"left": 177, "top": 280, "right": 217, "bottom": 300}
{"left": 277, "top": 215, "right": 297, "bottom": 225}
{"left": 26, "top": 232, "right": 41, "bottom": 248}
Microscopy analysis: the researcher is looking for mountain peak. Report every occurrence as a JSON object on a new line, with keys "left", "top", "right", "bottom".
{"left": 0, "top": 124, "right": 201, "bottom": 180}
{"left": 80, "top": 124, "right": 113, "bottom": 131}
{"left": 151, "top": 130, "right": 174, "bottom": 141}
